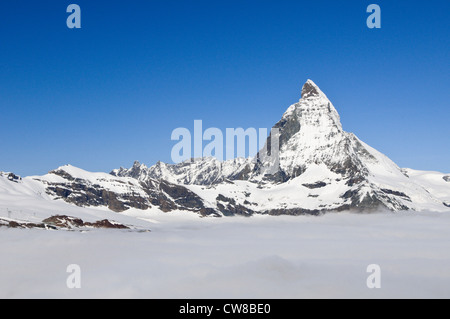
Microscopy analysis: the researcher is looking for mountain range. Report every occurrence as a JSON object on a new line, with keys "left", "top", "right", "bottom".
{"left": 1, "top": 80, "right": 449, "bottom": 226}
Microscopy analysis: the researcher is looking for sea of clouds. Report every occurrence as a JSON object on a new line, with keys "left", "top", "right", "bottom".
{"left": 1, "top": 211, "right": 450, "bottom": 298}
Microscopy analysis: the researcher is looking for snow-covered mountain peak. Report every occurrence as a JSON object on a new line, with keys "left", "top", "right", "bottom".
{"left": 255, "top": 80, "right": 347, "bottom": 181}
{"left": 282, "top": 80, "right": 342, "bottom": 130}
{"left": 111, "top": 161, "right": 149, "bottom": 181}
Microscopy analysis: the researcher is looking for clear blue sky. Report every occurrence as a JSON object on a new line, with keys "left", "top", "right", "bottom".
{"left": 0, "top": 0, "right": 449, "bottom": 176}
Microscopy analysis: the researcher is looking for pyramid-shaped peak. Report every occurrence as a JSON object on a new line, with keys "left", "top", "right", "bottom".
{"left": 301, "top": 79, "right": 325, "bottom": 99}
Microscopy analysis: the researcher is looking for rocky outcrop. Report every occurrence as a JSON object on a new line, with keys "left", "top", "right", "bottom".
{"left": 216, "top": 194, "right": 254, "bottom": 217}
{"left": 0, "top": 172, "right": 22, "bottom": 183}
{"left": 0, "top": 219, "right": 49, "bottom": 229}
{"left": 303, "top": 182, "right": 327, "bottom": 189}
{"left": 42, "top": 215, "right": 84, "bottom": 228}
{"left": 0, "top": 215, "right": 130, "bottom": 230}
{"left": 42, "top": 215, "right": 129, "bottom": 229}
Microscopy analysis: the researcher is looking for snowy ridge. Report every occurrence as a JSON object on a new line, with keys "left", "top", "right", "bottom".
{"left": 112, "top": 157, "right": 253, "bottom": 186}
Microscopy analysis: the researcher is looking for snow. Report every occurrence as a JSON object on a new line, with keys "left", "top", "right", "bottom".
{"left": 1, "top": 211, "right": 450, "bottom": 298}
{"left": 0, "top": 173, "right": 152, "bottom": 227}
{"left": 404, "top": 168, "right": 450, "bottom": 203}
{"left": 34, "top": 165, "right": 150, "bottom": 198}
{"left": 275, "top": 89, "right": 345, "bottom": 176}
{"left": 186, "top": 164, "right": 351, "bottom": 211}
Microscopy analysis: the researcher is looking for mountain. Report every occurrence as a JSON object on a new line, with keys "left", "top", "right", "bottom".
{"left": 1, "top": 80, "right": 449, "bottom": 223}
{"left": 111, "top": 80, "right": 450, "bottom": 214}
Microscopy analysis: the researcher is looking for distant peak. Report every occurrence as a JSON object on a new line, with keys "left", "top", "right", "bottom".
{"left": 132, "top": 160, "right": 148, "bottom": 170}
{"left": 301, "top": 79, "right": 323, "bottom": 99}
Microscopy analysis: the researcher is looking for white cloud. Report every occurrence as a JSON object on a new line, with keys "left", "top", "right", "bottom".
{"left": 1, "top": 211, "right": 450, "bottom": 298}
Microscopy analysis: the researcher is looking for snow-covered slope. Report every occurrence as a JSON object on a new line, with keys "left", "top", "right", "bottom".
{"left": 402, "top": 168, "right": 450, "bottom": 208}
{"left": 1, "top": 80, "right": 449, "bottom": 223}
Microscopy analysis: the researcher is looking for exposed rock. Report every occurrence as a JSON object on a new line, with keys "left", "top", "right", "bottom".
{"left": 216, "top": 194, "right": 254, "bottom": 217}
{"left": 381, "top": 189, "right": 411, "bottom": 201}
{"left": 84, "top": 219, "right": 129, "bottom": 229}
{"left": 444, "top": 176, "right": 450, "bottom": 182}
{"left": 341, "top": 189, "right": 359, "bottom": 200}
{"left": 42, "top": 215, "right": 84, "bottom": 228}
{"left": 42, "top": 215, "right": 129, "bottom": 230}
{"left": 303, "top": 182, "right": 327, "bottom": 189}
{"left": 160, "top": 181, "right": 204, "bottom": 209}
{"left": 1, "top": 215, "right": 131, "bottom": 230}
{"left": 263, "top": 208, "right": 322, "bottom": 216}
{"left": 0, "top": 218, "right": 49, "bottom": 229}
{"left": 301, "top": 79, "right": 321, "bottom": 99}
{"left": 7, "top": 173, "right": 21, "bottom": 182}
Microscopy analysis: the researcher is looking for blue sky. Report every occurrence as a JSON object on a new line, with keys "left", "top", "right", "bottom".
{"left": 0, "top": 0, "right": 449, "bottom": 176}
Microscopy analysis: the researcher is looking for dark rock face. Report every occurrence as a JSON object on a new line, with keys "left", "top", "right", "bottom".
{"left": 341, "top": 189, "right": 359, "bottom": 200}
{"left": 301, "top": 80, "right": 321, "bottom": 99}
{"left": 160, "top": 181, "right": 203, "bottom": 208}
{"left": 444, "top": 202, "right": 450, "bottom": 208}
{"left": 381, "top": 189, "right": 411, "bottom": 201}
{"left": 346, "top": 175, "right": 367, "bottom": 187}
{"left": 84, "top": 219, "right": 129, "bottom": 229}
{"left": 444, "top": 176, "right": 450, "bottom": 182}
{"left": 228, "top": 164, "right": 253, "bottom": 181}
{"left": 303, "top": 182, "right": 327, "bottom": 189}
{"left": 0, "top": 219, "right": 47, "bottom": 229}
{"left": 46, "top": 183, "right": 144, "bottom": 213}
{"left": 3, "top": 216, "right": 132, "bottom": 230}
{"left": 262, "top": 208, "right": 321, "bottom": 216}
{"left": 271, "top": 114, "right": 301, "bottom": 152}
{"left": 216, "top": 194, "right": 254, "bottom": 217}
{"left": 261, "top": 169, "right": 290, "bottom": 184}
{"left": 0, "top": 172, "right": 23, "bottom": 183}
{"left": 7, "top": 173, "right": 21, "bottom": 182}
{"left": 158, "top": 180, "right": 219, "bottom": 216}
